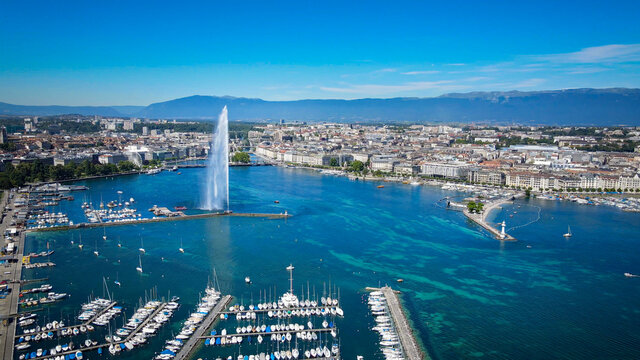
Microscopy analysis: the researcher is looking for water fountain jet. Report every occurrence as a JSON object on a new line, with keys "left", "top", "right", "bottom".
{"left": 201, "top": 106, "right": 229, "bottom": 211}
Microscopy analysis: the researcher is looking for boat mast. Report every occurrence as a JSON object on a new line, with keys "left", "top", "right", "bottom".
{"left": 286, "top": 264, "right": 294, "bottom": 295}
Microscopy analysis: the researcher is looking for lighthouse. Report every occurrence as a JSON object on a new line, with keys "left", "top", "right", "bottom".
{"left": 500, "top": 220, "right": 506, "bottom": 239}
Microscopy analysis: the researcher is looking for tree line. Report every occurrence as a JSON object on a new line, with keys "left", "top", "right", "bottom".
{"left": 0, "top": 159, "right": 138, "bottom": 189}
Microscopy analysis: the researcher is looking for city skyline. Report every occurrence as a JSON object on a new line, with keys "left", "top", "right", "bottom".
{"left": 1, "top": 1, "right": 640, "bottom": 105}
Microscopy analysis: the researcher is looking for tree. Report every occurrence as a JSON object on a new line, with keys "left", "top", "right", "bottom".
{"left": 467, "top": 201, "right": 476, "bottom": 212}
{"left": 117, "top": 161, "right": 138, "bottom": 172}
{"left": 350, "top": 160, "right": 365, "bottom": 172}
{"left": 231, "top": 151, "right": 251, "bottom": 163}
{"left": 525, "top": 189, "right": 531, "bottom": 198}
{"left": 329, "top": 158, "right": 339, "bottom": 167}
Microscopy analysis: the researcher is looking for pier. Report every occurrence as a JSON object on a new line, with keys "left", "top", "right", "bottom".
{"left": 45, "top": 301, "right": 169, "bottom": 358}
{"left": 199, "top": 327, "right": 334, "bottom": 339}
{"left": 463, "top": 198, "right": 516, "bottom": 241}
{"left": 27, "top": 211, "right": 292, "bottom": 233}
{"left": 173, "top": 294, "right": 232, "bottom": 360}
{"left": 367, "top": 286, "right": 426, "bottom": 360}
{"left": 14, "top": 301, "right": 117, "bottom": 339}
{"left": 0, "top": 219, "right": 25, "bottom": 360}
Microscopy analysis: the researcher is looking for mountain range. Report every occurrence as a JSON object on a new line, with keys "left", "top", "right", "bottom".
{"left": 1, "top": 88, "right": 639, "bottom": 125}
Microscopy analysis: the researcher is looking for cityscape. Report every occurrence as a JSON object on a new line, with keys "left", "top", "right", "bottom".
{"left": 1, "top": 1, "right": 640, "bottom": 360}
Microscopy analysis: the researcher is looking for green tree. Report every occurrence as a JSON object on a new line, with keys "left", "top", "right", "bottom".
{"left": 231, "top": 151, "right": 251, "bottom": 163}
{"left": 350, "top": 160, "right": 364, "bottom": 172}
{"left": 329, "top": 158, "right": 339, "bottom": 167}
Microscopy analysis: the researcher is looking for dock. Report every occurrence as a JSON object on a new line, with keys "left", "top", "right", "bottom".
{"left": 14, "top": 301, "right": 117, "bottom": 339}
{"left": 0, "top": 222, "right": 25, "bottom": 360}
{"left": 27, "top": 212, "right": 292, "bottom": 233}
{"left": 44, "top": 302, "right": 169, "bottom": 358}
{"left": 367, "top": 286, "right": 426, "bottom": 360}
{"left": 173, "top": 294, "right": 232, "bottom": 360}
{"left": 199, "top": 327, "right": 333, "bottom": 339}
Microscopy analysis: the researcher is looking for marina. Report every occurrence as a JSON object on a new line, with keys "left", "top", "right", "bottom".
{"left": 1, "top": 163, "right": 639, "bottom": 360}
{"left": 366, "top": 287, "right": 424, "bottom": 360}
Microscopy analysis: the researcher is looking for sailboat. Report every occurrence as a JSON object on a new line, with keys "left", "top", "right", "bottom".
{"left": 563, "top": 225, "right": 572, "bottom": 238}
{"left": 179, "top": 239, "right": 184, "bottom": 253}
{"left": 78, "top": 235, "right": 84, "bottom": 250}
{"left": 114, "top": 273, "right": 121, "bottom": 287}
{"left": 103, "top": 228, "right": 107, "bottom": 241}
{"left": 136, "top": 255, "right": 143, "bottom": 273}
{"left": 93, "top": 239, "right": 99, "bottom": 256}
{"left": 139, "top": 238, "right": 145, "bottom": 253}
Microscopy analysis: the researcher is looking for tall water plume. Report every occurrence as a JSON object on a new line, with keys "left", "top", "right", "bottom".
{"left": 201, "top": 106, "right": 229, "bottom": 211}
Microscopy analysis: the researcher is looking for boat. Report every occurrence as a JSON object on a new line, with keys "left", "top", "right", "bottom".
{"left": 245, "top": 277, "right": 251, "bottom": 284}
{"left": 624, "top": 272, "right": 639, "bottom": 278}
{"left": 93, "top": 239, "right": 99, "bottom": 256}
{"left": 78, "top": 235, "right": 84, "bottom": 250}
{"left": 274, "top": 200, "right": 280, "bottom": 204}
{"left": 377, "top": 185, "right": 384, "bottom": 188}
{"left": 147, "top": 168, "right": 162, "bottom": 175}
{"left": 563, "top": 225, "right": 572, "bottom": 238}
{"left": 179, "top": 239, "right": 185, "bottom": 253}
{"left": 103, "top": 228, "right": 107, "bottom": 241}
{"left": 114, "top": 272, "right": 121, "bottom": 287}
{"left": 136, "top": 255, "right": 143, "bottom": 273}
{"left": 174, "top": 206, "right": 187, "bottom": 211}
{"left": 139, "top": 238, "right": 145, "bottom": 253}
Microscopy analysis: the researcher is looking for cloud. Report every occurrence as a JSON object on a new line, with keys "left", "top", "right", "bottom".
{"left": 401, "top": 70, "right": 440, "bottom": 75}
{"left": 319, "top": 80, "right": 459, "bottom": 94}
{"left": 446, "top": 63, "right": 466, "bottom": 66}
{"left": 566, "top": 67, "right": 610, "bottom": 74}
{"left": 373, "top": 68, "right": 397, "bottom": 73}
{"left": 535, "top": 44, "right": 640, "bottom": 64}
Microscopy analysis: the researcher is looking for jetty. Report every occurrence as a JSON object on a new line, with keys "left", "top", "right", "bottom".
{"left": 463, "top": 198, "right": 516, "bottom": 241}
{"left": 173, "top": 294, "right": 232, "bottom": 360}
{"left": 27, "top": 211, "right": 291, "bottom": 233}
{"left": 45, "top": 301, "right": 170, "bottom": 358}
{"left": 366, "top": 286, "right": 426, "bottom": 360}
{"left": 0, "top": 208, "right": 25, "bottom": 360}
{"left": 14, "top": 301, "right": 117, "bottom": 340}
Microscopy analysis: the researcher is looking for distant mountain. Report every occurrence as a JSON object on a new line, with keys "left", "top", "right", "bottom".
{"left": 1, "top": 88, "right": 639, "bottom": 125}
{"left": 139, "top": 89, "right": 640, "bottom": 125}
{"left": 0, "top": 102, "right": 144, "bottom": 117}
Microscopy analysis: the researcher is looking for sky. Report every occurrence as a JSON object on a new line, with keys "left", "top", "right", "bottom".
{"left": 1, "top": 0, "right": 639, "bottom": 106}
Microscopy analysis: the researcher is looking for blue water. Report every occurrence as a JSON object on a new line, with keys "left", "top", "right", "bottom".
{"left": 23, "top": 166, "right": 640, "bottom": 359}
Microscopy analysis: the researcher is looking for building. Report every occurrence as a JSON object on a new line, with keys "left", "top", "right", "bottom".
{"left": 468, "top": 168, "right": 506, "bottom": 185}
{"left": 0, "top": 126, "right": 7, "bottom": 144}
{"left": 142, "top": 126, "right": 149, "bottom": 136}
{"left": 123, "top": 120, "right": 134, "bottom": 131}
{"left": 421, "top": 162, "right": 470, "bottom": 179}
{"left": 24, "top": 118, "right": 34, "bottom": 132}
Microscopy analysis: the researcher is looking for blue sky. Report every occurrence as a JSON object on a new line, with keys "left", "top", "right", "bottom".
{"left": 1, "top": 0, "right": 639, "bottom": 105}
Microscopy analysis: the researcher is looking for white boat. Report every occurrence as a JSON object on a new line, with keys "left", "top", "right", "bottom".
{"left": 136, "top": 255, "right": 143, "bottom": 273}
{"left": 179, "top": 239, "right": 184, "bottom": 253}
{"left": 245, "top": 277, "right": 251, "bottom": 284}
{"left": 563, "top": 225, "right": 572, "bottom": 238}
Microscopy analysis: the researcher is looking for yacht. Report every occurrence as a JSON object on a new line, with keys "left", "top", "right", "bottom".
{"left": 563, "top": 225, "right": 572, "bottom": 238}
{"left": 93, "top": 239, "right": 99, "bottom": 256}
{"left": 179, "top": 239, "right": 184, "bottom": 253}
{"left": 245, "top": 277, "right": 251, "bottom": 284}
{"left": 139, "top": 238, "right": 145, "bottom": 253}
